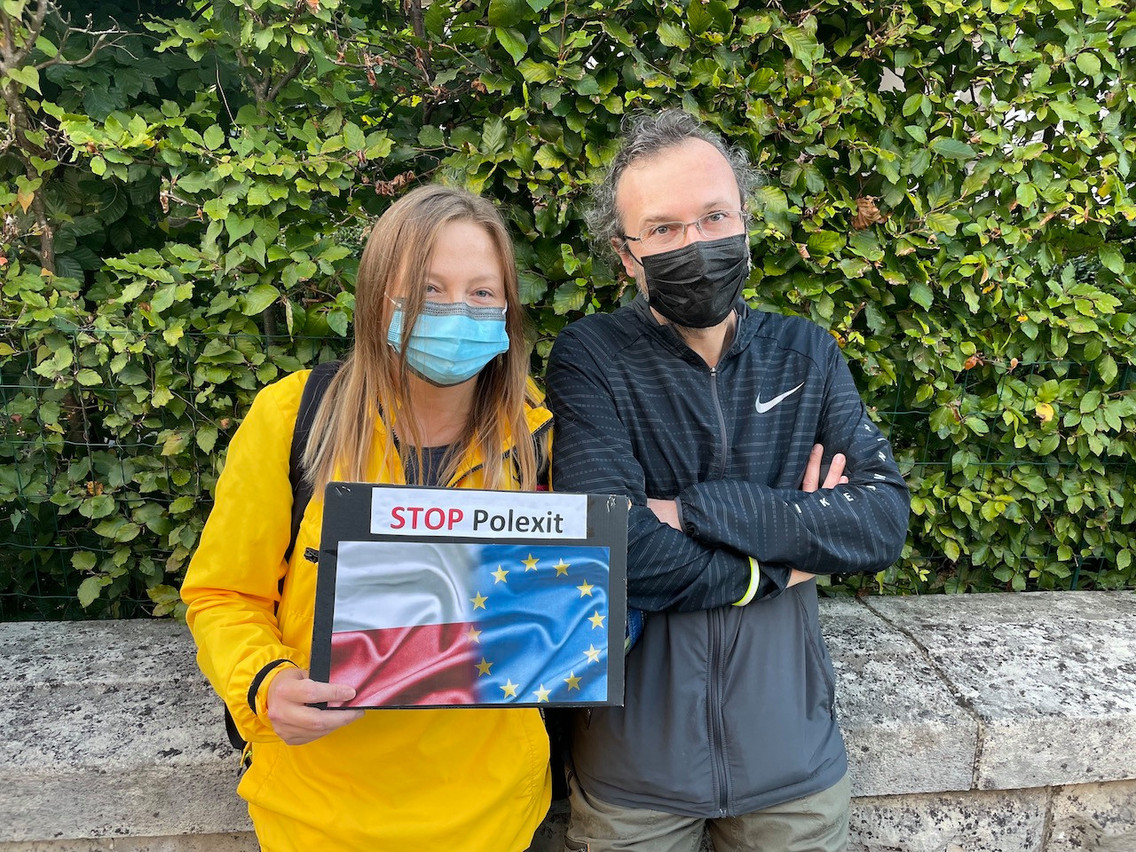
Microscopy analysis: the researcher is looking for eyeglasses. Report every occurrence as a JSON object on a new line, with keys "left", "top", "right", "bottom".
{"left": 621, "top": 210, "right": 747, "bottom": 254}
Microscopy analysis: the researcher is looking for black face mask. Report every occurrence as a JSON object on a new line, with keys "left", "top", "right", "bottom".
{"left": 640, "top": 234, "right": 750, "bottom": 329}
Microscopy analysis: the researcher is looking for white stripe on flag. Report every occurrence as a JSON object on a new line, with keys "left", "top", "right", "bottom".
{"left": 333, "top": 541, "right": 478, "bottom": 632}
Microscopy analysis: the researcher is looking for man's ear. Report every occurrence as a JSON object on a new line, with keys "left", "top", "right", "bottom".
{"left": 612, "top": 236, "right": 638, "bottom": 280}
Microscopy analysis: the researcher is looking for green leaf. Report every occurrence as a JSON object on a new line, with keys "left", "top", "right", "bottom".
{"left": 658, "top": 21, "right": 691, "bottom": 50}
{"left": 170, "top": 496, "right": 196, "bottom": 514}
{"left": 1076, "top": 52, "right": 1101, "bottom": 76}
{"left": 243, "top": 284, "right": 280, "bottom": 315}
{"left": 327, "top": 309, "right": 350, "bottom": 337}
{"left": 552, "top": 281, "right": 587, "bottom": 314}
{"left": 196, "top": 425, "right": 218, "bottom": 453}
{"left": 203, "top": 125, "right": 225, "bottom": 150}
{"left": 706, "top": 0, "right": 734, "bottom": 34}
{"left": 534, "top": 145, "right": 566, "bottom": 169}
{"left": 930, "top": 138, "right": 977, "bottom": 160}
{"left": 162, "top": 432, "right": 189, "bottom": 456}
{"left": 77, "top": 576, "right": 108, "bottom": 609}
{"left": 1099, "top": 354, "right": 1118, "bottom": 384}
{"left": 518, "top": 59, "right": 556, "bottom": 84}
{"left": 246, "top": 183, "right": 272, "bottom": 207}
{"left": 72, "top": 551, "right": 98, "bottom": 572}
{"left": 343, "top": 122, "right": 366, "bottom": 151}
{"left": 424, "top": 1, "right": 445, "bottom": 35}
{"left": 7, "top": 64, "right": 41, "bottom": 93}
{"left": 752, "top": 186, "right": 792, "bottom": 234}
{"left": 1099, "top": 245, "right": 1124, "bottom": 274}
{"left": 225, "top": 213, "right": 255, "bottom": 241}
{"left": 483, "top": 117, "right": 508, "bottom": 154}
{"left": 418, "top": 125, "right": 445, "bottom": 148}
{"left": 925, "top": 212, "right": 960, "bottom": 235}
{"left": 518, "top": 271, "right": 547, "bottom": 303}
{"left": 488, "top": 0, "right": 526, "bottom": 28}
{"left": 781, "top": 26, "right": 820, "bottom": 70}
{"left": 806, "top": 230, "right": 845, "bottom": 255}
{"left": 688, "top": 0, "right": 711, "bottom": 35}
{"left": 909, "top": 281, "right": 934, "bottom": 309}
{"left": 494, "top": 28, "right": 528, "bottom": 64}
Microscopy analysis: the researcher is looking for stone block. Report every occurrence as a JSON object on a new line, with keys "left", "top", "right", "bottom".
{"left": 849, "top": 788, "right": 1047, "bottom": 852}
{"left": 0, "top": 834, "right": 256, "bottom": 852}
{"left": 0, "top": 621, "right": 251, "bottom": 842}
{"left": 1047, "top": 780, "right": 1136, "bottom": 852}
{"left": 822, "top": 600, "right": 978, "bottom": 797}
{"left": 863, "top": 592, "right": 1136, "bottom": 790}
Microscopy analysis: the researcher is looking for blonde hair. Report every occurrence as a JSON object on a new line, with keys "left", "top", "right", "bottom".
{"left": 301, "top": 185, "right": 540, "bottom": 494}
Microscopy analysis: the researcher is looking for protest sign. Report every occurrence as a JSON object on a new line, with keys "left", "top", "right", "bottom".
{"left": 310, "top": 484, "right": 628, "bottom": 709}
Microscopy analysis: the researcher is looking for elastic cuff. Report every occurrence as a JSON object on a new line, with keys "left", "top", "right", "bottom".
{"left": 732, "top": 557, "right": 761, "bottom": 606}
{"left": 247, "top": 658, "right": 298, "bottom": 716}
{"left": 674, "top": 496, "right": 687, "bottom": 533}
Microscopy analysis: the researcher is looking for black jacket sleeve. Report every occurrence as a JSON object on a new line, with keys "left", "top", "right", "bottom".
{"left": 675, "top": 341, "right": 910, "bottom": 573}
{"left": 547, "top": 329, "right": 757, "bottom": 613}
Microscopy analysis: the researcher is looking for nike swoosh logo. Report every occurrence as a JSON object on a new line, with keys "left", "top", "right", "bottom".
{"left": 755, "top": 382, "right": 804, "bottom": 414}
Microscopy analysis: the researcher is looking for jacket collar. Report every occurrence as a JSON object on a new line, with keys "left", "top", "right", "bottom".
{"left": 629, "top": 294, "right": 767, "bottom": 366}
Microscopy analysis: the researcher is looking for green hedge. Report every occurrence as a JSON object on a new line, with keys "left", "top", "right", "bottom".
{"left": 1, "top": 0, "right": 1134, "bottom": 618}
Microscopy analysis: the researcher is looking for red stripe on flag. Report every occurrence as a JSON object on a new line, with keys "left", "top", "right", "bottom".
{"left": 328, "top": 623, "right": 478, "bottom": 707}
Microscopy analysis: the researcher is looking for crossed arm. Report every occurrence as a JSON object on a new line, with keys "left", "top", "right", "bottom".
{"left": 646, "top": 442, "right": 849, "bottom": 589}
{"left": 547, "top": 328, "right": 909, "bottom": 613}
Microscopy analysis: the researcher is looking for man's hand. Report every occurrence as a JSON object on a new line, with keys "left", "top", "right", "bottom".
{"left": 266, "top": 667, "right": 364, "bottom": 745}
{"left": 791, "top": 444, "right": 849, "bottom": 587}
{"left": 647, "top": 497, "right": 681, "bottom": 530}
{"left": 801, "top": 443, "right": 848, "bottom": 492}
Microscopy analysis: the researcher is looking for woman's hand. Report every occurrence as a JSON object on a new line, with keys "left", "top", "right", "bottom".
{"left": 266, "top": 667, "right": 365, "bottom": 745}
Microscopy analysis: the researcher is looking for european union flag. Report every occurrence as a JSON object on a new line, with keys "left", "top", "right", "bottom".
{"left": 326, "top": 541, "right": 613, "bottom": 707}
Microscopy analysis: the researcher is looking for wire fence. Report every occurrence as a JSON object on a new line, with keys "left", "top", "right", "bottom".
{"left": 2, "top": 329, "right": 1134, "bottom": 621}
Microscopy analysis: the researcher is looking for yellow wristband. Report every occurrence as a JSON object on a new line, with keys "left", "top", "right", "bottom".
{"left": 733, "top": 557, "right": 761, "bottom": 606}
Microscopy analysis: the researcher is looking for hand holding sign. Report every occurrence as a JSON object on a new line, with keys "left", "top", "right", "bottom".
{"left": 266, "top": 668, "right": 364, "bottom": 745}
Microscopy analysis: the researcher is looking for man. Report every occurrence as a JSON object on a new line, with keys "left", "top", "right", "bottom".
{"left": 545, "top": 110, "right": 910, "bottom": 851}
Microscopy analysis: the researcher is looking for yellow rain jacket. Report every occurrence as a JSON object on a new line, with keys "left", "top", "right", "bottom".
{"left": 182, "top": 370, "right": 554, "bottom": 852}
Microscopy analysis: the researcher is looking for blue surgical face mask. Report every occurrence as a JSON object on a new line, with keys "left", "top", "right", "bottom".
{"left": 387, "top": 299, "right": 510, "bottom": 387}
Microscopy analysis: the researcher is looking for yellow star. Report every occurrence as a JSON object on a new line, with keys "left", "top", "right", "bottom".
{"left": 577, "top": 580, "right": 595, "bottom": 597}
{"left": 533, "top": 684, "right": 551, "bottom": 703}
{"left": 584, "top": 645, "right": 602, "bottom": 664}
{"left": 475, "top": 658, "right": 493, "bottom": 677}
{"left": 522, "top": 554, "right": 539, "bottom": 571}
{"left": 501, "top": 679, "right": 519, "bottom": 699}
{"left": 553, "top": 559, "right": 570, "bottom": 576}
{"left": 564, "top": 672, "right": 581, "bottom": 691}
{"left": 491, "top": 565, "right": 509, "bottom": 584}
{"left": 471, "top": 592, "right": 488, "bottom": 610}
{"left": 465, "top": 627, "right": 483, "bottom": 644}
{"left": 589, "top": 611, "right": 606, "bottom": 629}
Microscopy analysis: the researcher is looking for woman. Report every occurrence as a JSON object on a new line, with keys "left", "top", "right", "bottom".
{"left": 182, "top": 185, "right": 553, "bottom": 851}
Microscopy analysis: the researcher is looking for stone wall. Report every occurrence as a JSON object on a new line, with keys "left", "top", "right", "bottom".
{"left": 2, "top": 592, "right": 1134, "bottom": 851}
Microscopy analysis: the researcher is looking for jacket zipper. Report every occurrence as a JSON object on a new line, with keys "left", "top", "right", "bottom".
{"left": 708, "top": 366, "right": 731, "bottom": 814}
{"left": 708, "top": 606, "right": 730, "bottom": 815}
{"left": 709, "top": 367, "right": 729, "bottom": 479}
{"left": 450, "top": 417, "right": 552, "bottom": 488}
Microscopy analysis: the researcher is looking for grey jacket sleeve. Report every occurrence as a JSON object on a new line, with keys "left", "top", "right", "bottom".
{"left": 547, "top": 330, "right": 757, "bottom": 613}
{"left": 675, "top": 343, "right": 910, "bottom": 575}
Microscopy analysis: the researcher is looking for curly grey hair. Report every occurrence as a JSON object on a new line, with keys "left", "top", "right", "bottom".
{"left": 586, "top": 110, "right": 761, "bottom": 257}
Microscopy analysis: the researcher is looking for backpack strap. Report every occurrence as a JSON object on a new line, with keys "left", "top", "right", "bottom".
{"left": 284, "top": 360, "right": 342, "bottom": 562}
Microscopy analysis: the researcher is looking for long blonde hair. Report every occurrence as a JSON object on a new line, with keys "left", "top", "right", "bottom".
{"left": 301, "top": 185, "right": 540, "bottom": 494}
